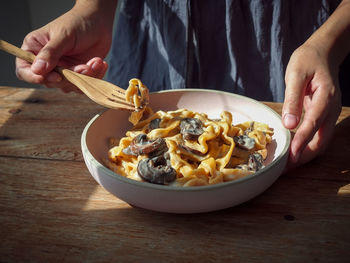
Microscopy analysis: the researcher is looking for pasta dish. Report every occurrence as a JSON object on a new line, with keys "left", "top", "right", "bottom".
{"left": 106, "top": 79, "right": 274, "bottom": 187}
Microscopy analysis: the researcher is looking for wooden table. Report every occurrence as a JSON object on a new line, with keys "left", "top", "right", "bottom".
{"left": 0, "top": 86, "right": 349, "bottom": 263}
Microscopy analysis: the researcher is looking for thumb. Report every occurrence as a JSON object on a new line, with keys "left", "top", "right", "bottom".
{"left": 31, "top": 36, "right": 71, "bottom": 75}
{"left": 282, "top": 70, "right": 311, "bottom": 129}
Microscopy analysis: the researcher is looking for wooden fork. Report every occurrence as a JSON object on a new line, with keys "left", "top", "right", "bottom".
{"left": 0, "top": 39, "right": 135, "bottom": 111}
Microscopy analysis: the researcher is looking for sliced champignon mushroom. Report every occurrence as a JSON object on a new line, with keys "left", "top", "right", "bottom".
{"left": 180, "top": 144, "right": 206, "bottom": 156}
{"left": 123, "top": 134, "right": 167, "bottom": 157}
{"left": 248, "top": 152, "right": 264, "bottom": 171}
{"left": 180, "top": 118, "right": 204, "bottom": 140}
{"left": 233, "top": 135, "right": 256, "bottom": 150}
{"left": 122, "top": 146, "right": 136, "bottom": 156}
{"left": 149, "top": 118, "right": 162, "bottom": 130}
{"left": 137, "top": 155, "right": 177, "bottom": 185}
{"left": 234, "top": 153, "right": 264, "bottom": 172}
{"left": 244, "top": 121, "right": 255, "bottom": 135}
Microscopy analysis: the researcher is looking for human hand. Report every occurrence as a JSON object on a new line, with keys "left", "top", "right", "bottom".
{"left": 16, "top": 2, "right": 116, "bottom": 93}
{"left": 282, "top": 43, "right": 342, "bottom": 167}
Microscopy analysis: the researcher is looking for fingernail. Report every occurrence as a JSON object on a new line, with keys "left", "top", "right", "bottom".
{"left": 81, "top": 69, "right": 90, "bottom": 75}
{"left": 47, "top": 73, "right": 62, "bottom": 83}
{"left": 283, "top": 113, "right": 298, "bottom": 128}
{"left": 92, "top": 61, "right": 99, "bottom": 71}
{"left": 32, "top": 59, "right": 48, "bottom": 73}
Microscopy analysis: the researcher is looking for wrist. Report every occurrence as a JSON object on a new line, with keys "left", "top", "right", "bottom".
{"left": 305, "top": 1, "right": 350, "bottom": 68}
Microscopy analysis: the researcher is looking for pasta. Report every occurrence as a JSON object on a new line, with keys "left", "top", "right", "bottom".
{"left": 125, "top": 78, "right": 150, "bottom": 125}
{"left": 106, "top": 79, "right": 274, "bottom": 187}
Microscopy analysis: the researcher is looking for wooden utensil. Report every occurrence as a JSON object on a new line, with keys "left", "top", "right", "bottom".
{"left": 0, "top": 39, "right": 135, "bottom": 111}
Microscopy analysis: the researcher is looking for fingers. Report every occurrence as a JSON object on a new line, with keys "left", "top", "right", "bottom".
{"left": 16, "top": 34, "right": 44, "bottom": 84}
{"left": 285, "top": 72, "right": 341, "bottom": 168}
{"left": 283, "top": 49, "right": 317, "bottom": 165}
{"left": 30, "top": 35, "right": 72, "bottom": 75}
{"left": 69, "top": 57, "right": 108, "bottom": 80}
{"left": 296, "top": 126, "right": 326, "bottom": 165}
{"left": 48, "top": 57, "right": 108, "bottom": 93}
{"left": 16, "top": 32, "right": 64, "bottom": 85}
{"left": 86, "top": 57, "right": 108, "bottom": 79}
{"left": 17, "top": 42, "right": 108, "bottom": 93}
{"left": 288, "top": 101, "right": 338, "bottom": 168}
{"left": 16, "top": 58, "right": 45, "bottom": 84}
{"left": 289, "top": 83, "right": 330, "bottom": 160}
{"left": 282, "top": 67, "right": 308, "bottom": 163}
{"left": 282, "top": 64, "right": 312, "bottom": 130}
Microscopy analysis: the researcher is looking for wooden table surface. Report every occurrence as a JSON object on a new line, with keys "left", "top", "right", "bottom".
{"left": 0, "top": 86, "right": 349, "bottom": 263}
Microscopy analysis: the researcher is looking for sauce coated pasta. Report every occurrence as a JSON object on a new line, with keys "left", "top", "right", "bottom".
{"left": 106, "top": 79, "right": 274, "bottom": 187}
{"left": 125, "top": 78, "right": 149, "bottom": 125}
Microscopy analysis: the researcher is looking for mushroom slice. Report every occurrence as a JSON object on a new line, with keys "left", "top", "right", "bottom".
{"left": 234, "top": 153, "right": 264, "bottom": 172}
{"left": 149, "top": 118, "right": 162, "bottom": 130}
{"left": 233, "top": 135, "right": 256, "bottom": 150}
{"left": 137, "top": 155, "right": 177, "bottom": 185}
{"left": 123, "top": 134, "right": 167, "bottom": 156}
{"left": 180, "top": 144, "right": 206, "bottom": 156}
{"left": 180, "top": 118, "right": 204, "bottom": 140}
{"left": 248, "top": 152, "right": 264, "bottom": 171}
{"left": 244, "top": 121, "right": 255, "bottom": 135}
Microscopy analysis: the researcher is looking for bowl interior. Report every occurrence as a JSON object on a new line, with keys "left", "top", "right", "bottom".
{"left": 85, "top": 89, "right": 290, "bottom": 185}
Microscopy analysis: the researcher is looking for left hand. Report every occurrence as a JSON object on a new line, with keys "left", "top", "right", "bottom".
{"left": 282, "top": 43, "right": 342, "bottom": 167}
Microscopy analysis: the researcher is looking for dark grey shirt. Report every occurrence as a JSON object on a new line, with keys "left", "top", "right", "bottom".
{"left": 107, "top": 0, "right": 341, "bottom": 102}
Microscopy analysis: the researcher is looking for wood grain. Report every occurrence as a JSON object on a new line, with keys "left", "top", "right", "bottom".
{"left": 0, "top": 87, "right": 104, "bottom": 161}
{"left": 0, "top": 87, "right": 349, "bottom": 263}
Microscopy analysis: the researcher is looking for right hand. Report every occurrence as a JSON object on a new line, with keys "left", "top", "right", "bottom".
{"left": 16, "top": 2, "right": 116, "bottom": 93}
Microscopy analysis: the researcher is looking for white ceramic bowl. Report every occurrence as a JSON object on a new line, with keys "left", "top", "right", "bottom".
{"left": 81, "top": 89, "right": 291, "bottom": 213}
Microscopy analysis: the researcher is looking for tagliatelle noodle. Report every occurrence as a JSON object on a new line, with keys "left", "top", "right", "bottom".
{"left": 125, "top": 78, "right": 150, "bottom": 125}
{"left": 106, "top": 79, "right": 274, "bottom": 187}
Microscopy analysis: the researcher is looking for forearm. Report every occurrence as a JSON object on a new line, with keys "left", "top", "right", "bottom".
{"left": 305, "top": 0, "right": 350, "bottom": 66}
{"left": 73, "top": 0, "right": 118, "bottom": 31}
